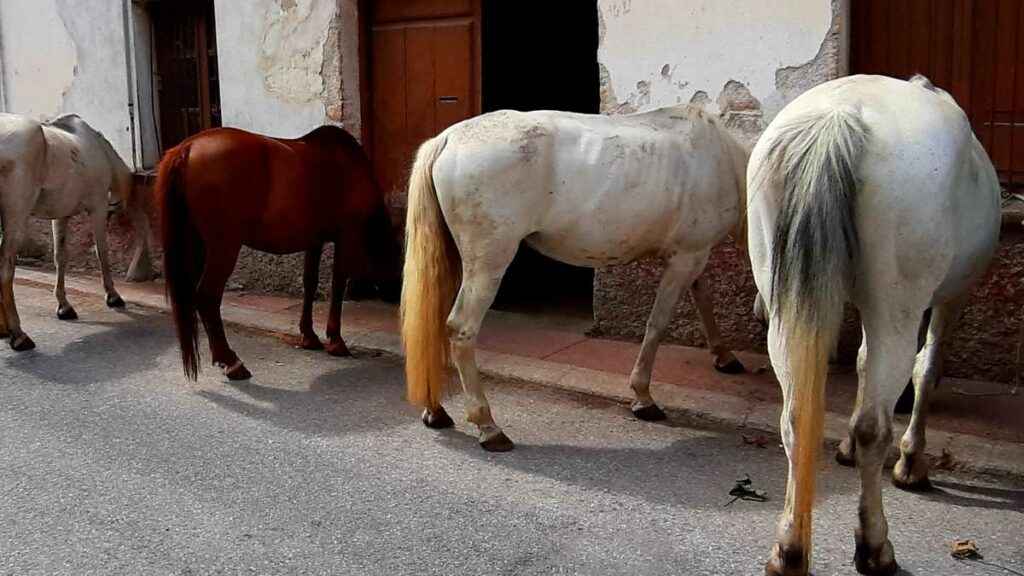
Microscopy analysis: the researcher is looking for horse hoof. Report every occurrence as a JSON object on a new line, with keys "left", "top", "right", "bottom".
{"left": 764, "top": 544, "right": 808, "bottom": 576}
{"left": 715, "top": 358, "right": 746, "bottom": 375}
{"left": 106, "top": 294, "right": 126, "bottom": 309}
{"left": 326, "top": 340, "right": 351, "bottom": 357}
{"left": 299, "top": 334, "right": 324, "bottom": 351}
{"left": 422, "top": 407, "right": 455, "bottom": 429}
{"left": 835, "top": 438, "right": 856, "bottom": 467}
{"left": 10, "top": 334, "right": 35, "bottom": 352}
{"left": 854, "top": 538, "right": 898, "bottom": 576}
{"left": 57, "top": 306, "right": 79, "bottom": 321}
{"left": 480, "top": 431, "right": 515, "bottom": 452}
{"left": 893, "top": 455, "right": 932, "bottom": 492}
{"left": 224, "top": 362, "right": 252, "bottom": 381}
{"left": 632, "top": 403, "right": 667, "bottom": 422}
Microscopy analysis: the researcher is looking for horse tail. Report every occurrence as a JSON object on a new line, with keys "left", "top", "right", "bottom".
{"left": 156, "top": 142, "right": 201, "bottom": 381}
{"left": 759, "top": 107, "right": 869, "bottom": 563}
{"left": 400, "top": 134, "right": 460, "bottom": 409}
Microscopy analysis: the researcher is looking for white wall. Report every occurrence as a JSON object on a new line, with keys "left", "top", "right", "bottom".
{"left": 598, "top": 0, "right": 836, "bottom": 127}
{"left": 214, "top": 0, "right": 338, "bottom": 138}
{"left": 0, "top": 0, "right": 135, "bottom": 165}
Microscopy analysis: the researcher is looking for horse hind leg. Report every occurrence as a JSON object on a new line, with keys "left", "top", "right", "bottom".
{"left": 691, "top": 275, "right": 745, "bottom": 374}
{"left": 628, "top": 251, "right": 710, "bottom": 421}
{"left": 52, "top": 218, "right": 77, "bottom": 320}
{"left": 0, "top": 180, "right": 38, "bottom": 351}
{"left": 195, "top": 243, "right": 247, "bottom": 380}
{"left": 892, "top": 298, "right": 964, "bottom": 491}
{"left": 447, "top": 243, "right": 517, "bottom": 452}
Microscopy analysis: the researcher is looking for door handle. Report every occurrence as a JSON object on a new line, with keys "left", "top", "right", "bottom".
{"left": 439, "top": 96, "right": 459, "bottom": 103}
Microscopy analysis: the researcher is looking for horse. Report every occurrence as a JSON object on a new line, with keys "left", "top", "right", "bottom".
{"left": 400, "top": 105, "right": 749, "bottom": 452}
{"left": 0, "top": 113, "right": 152, "bottom": 351}
{"left": 157, "top": 125, "right": 398, "bottom": 381}
{"left": 747, "top": 74, "right": 1000, "bottom": 576}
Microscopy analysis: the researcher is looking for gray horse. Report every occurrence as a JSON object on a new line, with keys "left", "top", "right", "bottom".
{"left": 0, "top": 113, "right": 152, "bottom": 351}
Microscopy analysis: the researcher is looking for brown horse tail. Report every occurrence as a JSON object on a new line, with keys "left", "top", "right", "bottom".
{"left": 400, "top": 134, "right": 460, "bottom": 409}
{"left": 156, "top": 142, "right": 201, "bottom": 381}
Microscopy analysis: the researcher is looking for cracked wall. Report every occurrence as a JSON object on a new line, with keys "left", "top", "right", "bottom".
{"left": 598, "top": 0, "right": 841, "bottom": 144}
{"left": 593, "top": 0, "right": 848, "bottom": 369}
{"left": 0, "top": 0, "right": 134, "bottom": 162}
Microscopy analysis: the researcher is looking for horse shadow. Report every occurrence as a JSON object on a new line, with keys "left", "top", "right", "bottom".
{"left": 920, "top": 479, "right": 1024, "bottom": 513}
{"left": 195, "top": 361, "right": 418, "bottom": 438}
{"left": 2, "top": 311, "right": 171, "bottom": 385}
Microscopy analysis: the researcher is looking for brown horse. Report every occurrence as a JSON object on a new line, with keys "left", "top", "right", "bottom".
{"left": 156, "top": 125, "right": 397, "bottom": 380}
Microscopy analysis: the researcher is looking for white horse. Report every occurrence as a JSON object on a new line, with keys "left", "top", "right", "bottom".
{"left": 747, "top": 74, "right": 1000, "bottom": 576}
{"left": 0, "top": 113, "right": 152, "bottom": 351}
{"left": 401, "top": 105, "right": 749, "bottom": 451}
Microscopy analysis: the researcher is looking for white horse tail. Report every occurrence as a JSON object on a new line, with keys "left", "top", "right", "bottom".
{"left": 760, "top": 107, "right": 869, "bottom": 562}
{"left": 400, "top": 134, "right": 460, "bottom": 409}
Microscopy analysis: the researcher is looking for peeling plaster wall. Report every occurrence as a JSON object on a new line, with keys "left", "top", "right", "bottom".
{"left": 598, "top": 0, "right": 839, "bottom": 144}
{"left": 215, "top": 0, "right": 361, "bottom": 139}
{"left": 0, "top": 0, "right": 134, "bottom": 162}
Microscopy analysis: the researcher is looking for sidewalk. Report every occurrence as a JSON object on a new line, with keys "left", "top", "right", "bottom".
{"left": 14, "top": 266, "right": 1024, "bottom": 481}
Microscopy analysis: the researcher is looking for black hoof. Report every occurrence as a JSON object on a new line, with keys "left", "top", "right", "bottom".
{"left": 715, "top": 358, "right": 746, "bottom": 374}
{"left": 422, "top": 407, "right": 455, "bottom": 429}
{"left": 106, "top": 294, "right": 126, "bottom": 309}
{"left": 632, "top": 403, "right": 667, "bottom": 422}
{"left": 299, "top": 335, "right": 324, "bottom": 351}
{"left": 836, "top": 448, "right": 856, "bottom": 467}
{"left": 480, "top": 431, "right": 515, "bottom": 452}
{"left": 893, "top": 381, "right": 915, "bottom": 414}
{"left": 326, "top": 340, "right": 352, "bottom": 357}
{"left": 57, "top": 306, "right": 78, "bottom": 321}
{"left": 10, "top": 334, "right": 35, "bottom": 352}
{"left": 854, "top": 536, "right": 898, "bottom": 576}
{"left": 225, "top": 363, "right": 252, "bottom": 381}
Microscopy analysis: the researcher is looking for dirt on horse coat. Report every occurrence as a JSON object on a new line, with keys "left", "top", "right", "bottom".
{"left": 747, "top": 75, "right": 1000, "bottom": 576}
{"left": 0, "top": 113, "right": 151, "bottom": 351}
{"left": 401, "top": 105, "right": 749, "bottom": 451}
{"left": 157, "top": 126, "right": 396, "bottom": 381}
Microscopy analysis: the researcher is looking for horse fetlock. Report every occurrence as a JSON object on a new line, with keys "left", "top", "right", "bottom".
{"left": 892, "top": 451, "right": 931, "bottom": 491}
{"left": 219, "top": 359, "right": 252, "bottom": 381}
{"left": 854, "top": 532, "right": 897, "bottom": 576}
{"left": 299, "top": 333, "right": 324, "bottom": 351}
{"left": 764, "top": 542, "right": 808, "bottom": 576}
{"left": 326, "top": 338, "right": 351, "bottom": 357}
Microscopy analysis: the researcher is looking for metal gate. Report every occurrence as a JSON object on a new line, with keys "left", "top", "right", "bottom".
{"left": 852, "top": 0, "right": 1024, "bottom": 190}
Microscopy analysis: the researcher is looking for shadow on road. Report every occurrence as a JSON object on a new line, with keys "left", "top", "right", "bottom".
{"left": 196, "top": 362, "right": 417, "bottom": 437}
{"left": 924, "top": 479, "right": 1024, "bottom": 513}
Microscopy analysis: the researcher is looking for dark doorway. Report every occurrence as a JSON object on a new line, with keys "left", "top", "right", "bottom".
{"left": 481, "top": 0, "right": 600, "bottom": 321}
{"left": 150, "top": 0, "right": 222, "bottom": 152}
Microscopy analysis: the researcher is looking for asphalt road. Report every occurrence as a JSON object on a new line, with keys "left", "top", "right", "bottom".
{"left": 1, "top": 285, "right": 1022, "bottom": 576}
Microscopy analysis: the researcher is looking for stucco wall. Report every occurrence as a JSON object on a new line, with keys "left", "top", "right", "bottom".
{"left": 0, "top": 0, "right": 135, "bottom": 164}
{"left": 214, "top": 0, "right": 362, "bottom": 139}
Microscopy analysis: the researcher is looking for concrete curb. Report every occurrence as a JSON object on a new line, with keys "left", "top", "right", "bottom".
{"left": 15, "top": 267, "right": 1024, "bottom": 483}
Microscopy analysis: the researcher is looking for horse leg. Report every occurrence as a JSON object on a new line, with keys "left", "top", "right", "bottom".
{"left": 836, "top": 332, "right": 867, "bottom": 467}
{"left": 195, "top": 244, "right": 248, "bottom": 380}
{"left": 91, "top": 211, "right": 124, "bottom": 309}
{"left": 299, "top": 245, "right": 325, "bottom": 351}
{"left": 892, "top": 298, "right": 964, "bottom": 490}
{"left": 628, "top": 251, "right": 710, "bottom": 421}
{"left": 691, "top": 275, "right": 744, "bottom": 374}
{"left": 52, "top": 218, "right": 77, "bottom": 320}
{"left": 848, "top": 309, "right": 919, "bottom": 576}
{"left": 0, "top": 210, "right": 33, "bottom": 351}
{"left": 325, "top": 243, "right": 351, "bottom": 357}
{"left": 447, "top": 244, "right": 516, "bottom": 451}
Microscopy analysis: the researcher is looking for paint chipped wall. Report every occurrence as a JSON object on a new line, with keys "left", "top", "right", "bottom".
{"left": 597, "top": 0, "right": 842, "bottom": 144}
{"left": 215, "top": 0, "right": 362, "bottom": 139}
{"left": 0, "top": 0, "right": 135, "bottom": 164}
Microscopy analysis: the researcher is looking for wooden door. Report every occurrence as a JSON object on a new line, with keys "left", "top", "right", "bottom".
{"left": 852, "top": 0, "right": 1024, "bottom": 189}
{"left": 152, "top": 1, "right": 221, "bottom": 152}
{"left": 368, "top": 0, "right": 481, "bottom": 200}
